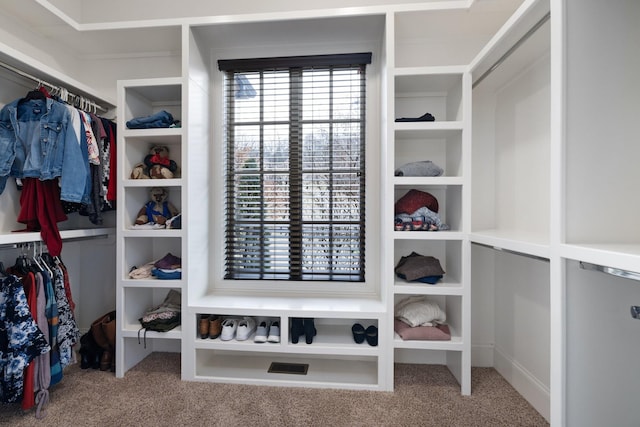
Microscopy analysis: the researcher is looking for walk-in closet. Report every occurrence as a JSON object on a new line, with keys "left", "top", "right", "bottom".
{"left": 1, "top": 1, "right": 639, "bottom": 426}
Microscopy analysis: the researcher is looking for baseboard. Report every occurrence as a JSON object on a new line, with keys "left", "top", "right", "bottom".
{"left": 471, "top": 343, "right": 494, "bottom": 367}
{"left": 493, "top": 346, "right": 550, "bottom": 422}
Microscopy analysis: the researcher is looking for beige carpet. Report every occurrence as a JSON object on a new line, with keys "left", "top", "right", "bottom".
{"left": 0, "top": 352, "right": 548, "bottom": 426}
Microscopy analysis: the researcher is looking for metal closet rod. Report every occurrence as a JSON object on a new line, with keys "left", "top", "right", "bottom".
{"left": 0, "top": 60, "right": 107, "bottom": 112}
{"left": 472, "top": 11, "right": 551, "bottom": 89}
{"left": 0, "top": 234, "right": 109, "bottom": 251}
{"left": 579, "top": 261, "right": 640, "bottom": 282}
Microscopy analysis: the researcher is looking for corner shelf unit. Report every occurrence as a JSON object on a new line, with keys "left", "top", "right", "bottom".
{"left": 115, "top": 77, "right": 186, "bottom": 378}
{"left": 386, "top": 61, "right": 471, "bottom": 394}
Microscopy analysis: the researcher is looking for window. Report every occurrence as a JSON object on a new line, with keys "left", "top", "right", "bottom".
{"left": 219, "top": 53, "right": 371, "bottom": 282}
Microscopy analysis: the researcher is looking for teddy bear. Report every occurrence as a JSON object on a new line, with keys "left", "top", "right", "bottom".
{"left": 130, "top": 145, "right": 179, "bottom": 179}
{"left": 134, "top": 187, "right": 180, "bottom": 226}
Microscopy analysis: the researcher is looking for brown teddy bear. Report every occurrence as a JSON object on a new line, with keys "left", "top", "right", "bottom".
{"left": 130, "top": 145, "right": 179, "bottom": 179}
{"left": 134, "top": 187, "right": 179, "bottom": 226}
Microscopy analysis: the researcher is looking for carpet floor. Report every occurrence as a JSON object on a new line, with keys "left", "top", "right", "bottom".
{"left": 0, "top": 352, "right": 549, "bottom": 426}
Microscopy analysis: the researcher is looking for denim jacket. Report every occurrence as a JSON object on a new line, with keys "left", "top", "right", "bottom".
{"left": 0, "top": 98, "right": 87, "bottom": 202}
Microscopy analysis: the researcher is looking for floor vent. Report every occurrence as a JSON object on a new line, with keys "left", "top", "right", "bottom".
{"left": 268, "top": 362, "right": 309, "bottom": 375}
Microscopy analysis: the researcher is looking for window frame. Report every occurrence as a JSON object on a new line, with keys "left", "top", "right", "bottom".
{"left": 221, "top": 54, "right": 369, "bottom": 283}
{"left": 210, "top": 48, "right": 381, "bottom": 297}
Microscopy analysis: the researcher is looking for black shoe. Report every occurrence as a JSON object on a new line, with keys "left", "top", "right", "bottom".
{"left": 365, "top": 325, "right": 378, "bottom": 346}
{"left": 303, "top": 318, "right": 317, "bottom": 344}
{"left": 291, "top": 318, "right": 304, "bottom": 344}
{"left": 351, "top": 323, "right": 366, "bottom": 344}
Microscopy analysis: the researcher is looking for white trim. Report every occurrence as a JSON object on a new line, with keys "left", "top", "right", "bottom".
{"left": 494, "top": 346, "right": 550, "bottom": 422}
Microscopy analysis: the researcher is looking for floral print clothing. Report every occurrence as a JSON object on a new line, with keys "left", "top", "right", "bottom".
{"left": 52, "top": 265, "right": 79, "bottom": 368}
{"left": 0, "top": 275, "right": 50, "bottom": 403}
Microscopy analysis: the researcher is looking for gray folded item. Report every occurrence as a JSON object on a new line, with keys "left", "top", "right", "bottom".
{"left": 395, "top": 160, "right": 443, "bottom": 177}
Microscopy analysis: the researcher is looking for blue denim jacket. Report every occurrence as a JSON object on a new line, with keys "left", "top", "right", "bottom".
{"left": 0, "top": 98, "right": 88, "bottom": 202}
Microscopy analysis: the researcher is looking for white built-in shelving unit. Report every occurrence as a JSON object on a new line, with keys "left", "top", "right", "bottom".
{"left": 5, "top": 1, "right": 640, "bottom": 425}
{"left": 115, "top": 78, "right": 186, "bottom": 377}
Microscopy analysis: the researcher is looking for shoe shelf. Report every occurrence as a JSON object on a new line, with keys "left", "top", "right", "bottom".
{"left": 194, "top": 317, "right": 381, "bottom": 355}
{"left": 194, "top": 351, "right": 379, "bottom": 390}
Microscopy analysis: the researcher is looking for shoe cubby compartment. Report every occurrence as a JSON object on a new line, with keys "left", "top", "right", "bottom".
{"left": 194, "top": 315, "right": 281, "bottom": 343}
{"left": 122, "top": 83, "right": 182, "bottom": 125}
{"left": 123, "top": 186, "right": 182, "bottom": 229}
{"left": 287, "top": 317, "right": 380, "bottom": 350}
{"left": 393, "top": 184, "right": 463, "bottom": 233}
{"left": 122, "top": 133, "right": 182, "bottom": 183}
{"left": 394, "top": 73, "right": 463, "bottom": 122}
{"left": 121, "top": 236, "right": 182, "bottom": 283}
{"left": 120, "top": 287, "right": 182, "bottom": 339}
{"left": 195, "top": 350, "right": 379, "bottom": 390}
{"left": 394, "top": 127, "right": 463, "bottom": 179}
{"left": 393, "top": 239, "right": 463, "bottom": 293}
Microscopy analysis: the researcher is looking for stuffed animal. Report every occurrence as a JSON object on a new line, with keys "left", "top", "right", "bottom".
{"left": 130, "top": 145, "right": 179, "bottom": 179}
{"left": 134, "top": 187, "right": 179, "bottom": 226}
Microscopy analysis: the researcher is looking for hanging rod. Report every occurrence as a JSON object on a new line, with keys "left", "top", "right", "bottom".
{"left": 579, "top": 261, "right": 640, "bottom": 282}
{"left": 472, "top": 11, "right": 551, "bottom": 89}
{"left": 471, "top": 241, "right": 550, "bottom": 262}
{"left": 0, "top": 60, "right": 108, "bottom": 112}
{"left": 0, "top": 234, "right": 110, "bottom": 251}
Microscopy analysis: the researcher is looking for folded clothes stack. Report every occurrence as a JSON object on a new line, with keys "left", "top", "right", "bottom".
{"left": 394, "top": 295, "right": 451, "bottom": 341}
{"left": 394, "top": 251, "right": 445, "bottom": 284}
{"left": 152, "top": 252, "right": 182, "bottom": 280}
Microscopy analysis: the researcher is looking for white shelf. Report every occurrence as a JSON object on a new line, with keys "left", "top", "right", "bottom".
{"left": 394, "top": 279, "right": 463, "bottom": 296}
{"left": 0, "top": 227, "right": 115, "bottom": 245}
{"left": 122, "top": 325, "right": 182, "bottom": 340}
{"left": 394, "top": 121, "right": 463, "bottom": 132}
{"left": 393, "top": 334, "right": 463, "bottom": 351}
{"left": 121, "top": 229, "right": 183, "bottom": 238}
{"left": 195, "top": 351, "right": 379, "bottom": 390}
{"left": 121, "top": 278, "right": 184, "bottom": 288}
{"left": 393, "top": 177, "right": 463, "bottom": 186}
{"left": 470, "top": 229, "right": 550, "bottom": 260}
{"left": 191, "top": 294, "right": 386, "bottom": 318}
{"left": 122, "top": 128, "right": 184, "bottom": 139}
{"left": 195, "top": 324, "right": 381, "bottom": 356}
{"left": 123, "top": 178, "right": 183, "bottom": 188}
{"left": 560, "top": 244, "right": 640, "bottom": 275}
{"left": 393, "top": 231, "right": 465, "bottom": 241}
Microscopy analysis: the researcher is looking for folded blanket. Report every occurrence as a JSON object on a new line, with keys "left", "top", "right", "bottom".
{"left": 394, "top": 318, "right": 451, "bottom": 341}
{"left": 395, "top": 160, "right": 443, "bottom": 177}
{"left": 395, "top": 295, "right": 446, "bottom": 327}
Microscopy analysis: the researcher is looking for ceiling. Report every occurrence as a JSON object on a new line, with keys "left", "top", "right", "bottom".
{"left": 0, "top": 0, "right": 522, "bottom": 60}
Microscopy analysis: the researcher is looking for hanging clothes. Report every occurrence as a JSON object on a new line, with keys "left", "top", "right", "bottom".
{"left": 15, "top": 178, "right": 68, "bottom": 257}
{"left": 0, "top": 274, "right": 50, "bottom": 404}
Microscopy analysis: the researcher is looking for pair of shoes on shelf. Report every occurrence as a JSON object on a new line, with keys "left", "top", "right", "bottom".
{"left": 254, "top": 321, "right": 281, "bottom": 343}
{"left": 199, "top": 314, "right": 222, "bottom": 339}
{"left": 291, "top": 318, "right": 317, "bottom": 344}
{"left": 220, "top": 316, "right": 256, "bottom": 341}
{"left": 352, "top": 323, "right": 378, "bottom": 346}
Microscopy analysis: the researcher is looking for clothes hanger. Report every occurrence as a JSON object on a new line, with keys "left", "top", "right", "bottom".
{"left": 36, "top": 242, "right": 54, "bottom": 277}
{"left": 14, "top": 244, "right": 31, "bottom": 274}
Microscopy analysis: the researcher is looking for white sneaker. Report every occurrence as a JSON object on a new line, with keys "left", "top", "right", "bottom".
{"left": 267, "top": 321, "right": 281, "bottom": 343}
{"left": 236, "top": 316, "right": 256, "bottom": 341}
{"left": 220, "top": 318, "right": 238, "bottom": 341}
{"left": 254, "top": 321, "right": 268, "bottom": 343}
